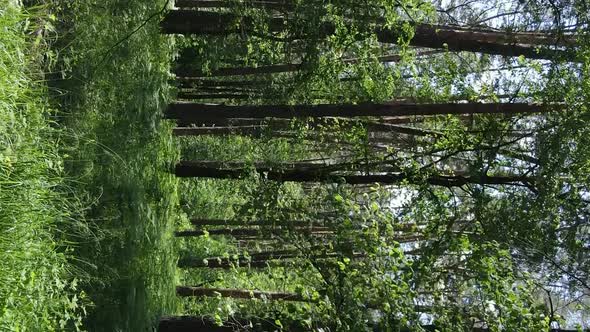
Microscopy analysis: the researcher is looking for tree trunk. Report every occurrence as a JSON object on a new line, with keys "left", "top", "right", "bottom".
{"left": 177, "top": 78, "right": 268, "bottom": 88}
{"left": 174, "top": 51, "right": 440, "bottom": 78}
{"left": 179, "top": 239, "right": 420, "bottom": 268}
{"left": 173, "top": 126, "right": 267, "bottom": 137}
{"left": 158, "top": 316, "right": 234, "bottom": 332}
{"left": 175, "top": 0, "right": 294, "bottom": 11}
{"left": 172, "top": 116, "right": 436, "bottom": 130}
{"left": 172, "top": 121, "right": 442, "bottom": 140}
{"left": 178, "top": 252, "right": 341, "bottom": 269}
{"left": 158, "top": 316, "right": 312, "bottom": 332}
{"left": 377, "top": 24, "right": 574, "bottom": 60}
{"left": 177, "top": 93, "right": 252, "bottom": 100}
{"left": 176, "top": 63, "right": 301, "bottom": 78}
{"left": 164, "top": 102, "right": 552, "bottom": 122}
{"left": 184, "top": 86, "right": 258, "bottom": 93}
{"left": 173, "top": 160, "right": 533, "bottom": 188}
{"left": 160, "top": 10, "right": 576, "bottom": 60}
{"left": 188, "top": 218, "right": 327, "bottom": 227}
{"left": 176, "top": 286, "right": 312, "bottom": 301}
{"left": 158, "top": 316, "right": 586, "bottom": 332}
{"left": 174, "top": 226, "right": 333, "bottom": 237}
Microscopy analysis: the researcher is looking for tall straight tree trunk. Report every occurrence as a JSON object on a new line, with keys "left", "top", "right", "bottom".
{"left": 174, "top": 51, "right": 440, "bottom": 78}
{"left": 160, "top": 10, "right": 576, "bottom": 60}
{"left": 186, "top": 86, "right": 259, "bottom": 93}
{"left": 158, "top": 316, "right": 238, "bottom": 332}
{"left": 176, "top": 63, "right": 301, "bottom": 78}
{"left": 178, "top": 252, "right": 342, "bottom": 269}
{"left": 173, "top": 126, "right": 267, "bottom": 137}
{"left": 173, "top": 116, "right": 432, "bottom": 130}
{"left": 158, "top": 316, "right": 584, "bottom": 332}
{"left": 172, "top": 121, "right": 442, "bottom": 139}
{"left": 175, "top": 0, "right": 294, "bottom": 10}
{"left": 164, "top": 102, "right": 552, "bottom": 122}
{"left": 158, "top": 316, "right": 312, "bottom": 332}
{"left": 158, "top": 316, "right": 234, "bottom": 332}
{"left": 177, "top": 93, "right": 252, "bottom": 100}
{"left": 189, "top": 218, "right": 325, "bottom": 227}
{"left": 173, "top": 160, "right": 534, "bottom": 188}
{"left": 174, "top": 226, "right": 333, "bottom": 237}
{"left": 178, "top": 239, "right": 420, "bottom": 269}
{"left": 177, "top": 78, "right": 268, "bottom": 88}
{"left": 176, "top": 286, "right": 313, "bottom": 301}
{"left": 178, "top": 258, "right": 282, "bottom": 269}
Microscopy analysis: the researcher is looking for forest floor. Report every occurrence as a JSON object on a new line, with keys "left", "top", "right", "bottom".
{"left": 1, "top": 0, "right": 182, "bottom": 331}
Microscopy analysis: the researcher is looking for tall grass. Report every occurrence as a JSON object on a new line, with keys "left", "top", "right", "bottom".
{"left": 44, "top": 0, "right": 180, "bottom": 330}
{"left": 0, "top": 2, "right": 87, "bottom": 330}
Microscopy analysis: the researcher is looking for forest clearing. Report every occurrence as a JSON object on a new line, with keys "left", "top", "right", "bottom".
{"left": 1, "top": 0, "right": 589, "bottom": 331}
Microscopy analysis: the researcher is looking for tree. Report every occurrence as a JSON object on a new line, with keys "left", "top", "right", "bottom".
{"left": 161, "top": 10, "right": 577, "bottom": 60}
{"left": 176, "top": 286, "right": 313, "bottom": 302}
{"left": 165, "top": 102, "right": 553, "bottom": 122}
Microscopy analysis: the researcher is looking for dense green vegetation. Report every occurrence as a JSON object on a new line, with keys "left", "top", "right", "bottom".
{"left": 166, "top": 0, "right": 590, "bottom": 331}
{"left": 47, "top": 0, "right": 178, "bottom": 330}
{"left": 2, "top": 0, "right": 590, "bottom": 331}
{"left": 0, "top": 3, "right": 87, "bottom": 330}
{"left": 1, "top": 0, "right": 178, "bottom": 330}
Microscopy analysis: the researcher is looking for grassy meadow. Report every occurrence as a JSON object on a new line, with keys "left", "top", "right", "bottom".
{"left": 1, "top": 0, "right": 183, "bottom": 330}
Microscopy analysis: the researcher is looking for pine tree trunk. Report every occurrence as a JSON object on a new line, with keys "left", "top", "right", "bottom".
{"left": 176, "top": 63, "right": 301, "bottom": 78}
{"left": 158, "top": 316, "right": 312, "bottom": 332}
{"left": 158, "top": 316, "right": 584, "bottom": 332}
{"left": 178, "top": 241, "right": 419, "bottom": 269}
{"left": 178, "top": 252, "right": 339, "bottom": 269}
{"left": 177, "top": 78, "right": 268, "bottom": 89}
{"left": 164, "top": 102, "right": 551, "bottom": 122}
{"left": 177, "top": 93, "right": 252, "bottom": 100}
{"left": 173, "top": 126, "right": 267, "bottom": 137}
{"left": 160, "top": 10, "right": 576, "bottom": 60}
{"left": 174, "top": 226, "right": 333, "bottom": 237}
{"left": 173, "top": 160, "right": 533, "bottom": 188}
{"left": 188, "top": 218, "right": 325, "bottom": 227}
{"left": 175, "top": 0, "right": 294, "bottom": 11}
{"left": 376, "top": 24, "right": 574, "bottom": 60}
{"left": 172, "top": 121, "right": 440, "bottom": 139}
{"left": 176, "top": 286, "right": 312, "bottom": 301}
{"left": 158, "top": 316, "right": 234, "bottom": 332}
{"left": 174, "top": 51, "right": 440, "bottom": 78}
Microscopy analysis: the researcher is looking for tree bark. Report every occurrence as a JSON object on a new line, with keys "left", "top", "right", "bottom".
{"left": 158, "top": 316, "right": 587, "bottom": 332}
{"left": 189, "top": 218, "right": 326, "bottom": 227}
{"left": 178, "top": 252, "right": 340, "bottom": 269}
{"left": 177, "top": 92, "right": 252, "bottom": 100}
{"left": 183, "top": 86, "right": 259, "bottom": 93}
{"left": 172, "top": 121, "right": 442, "bottom": 140}
{"left": 164, "top": 102, "right": 553, "bottom": 122}
{"left": 173, "top": 116, "right": 431, "bottom": 129}
{"left": 179, "top": 240, "right": 420, "bottom": 268}
{"left": 174, "top": 226, "right": 333, "bottom": 237}
{"left": 177, "top": 78, "right": 268, "bottom": 88}
{"left": 176, "top": 63, "right": 301, "bottom": 78}
{"left": 158, "top": 316, "right": 234, "bottom": 332}
{"left": 173, "top": 126, "right": 267, "bottom": 137}
{"left": 188, "top": 218, "right": 272, "bottom": 226}
{"left": 173, "top": 160, "right": 533, "bottom": 188}
{"left": 158, "top": 315, "right": 312, "bottom": 332}
{"left": 175, "top": 0, "right": 294, "bottom": 11}
{"left": 176, "top": 286, "right": 312, "bottom": 301}
{"left": 174, "top": 51, "right": 440, "bottom": 78}
{"left": 160, "top": 10, "right": 576, "bottom": 60}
